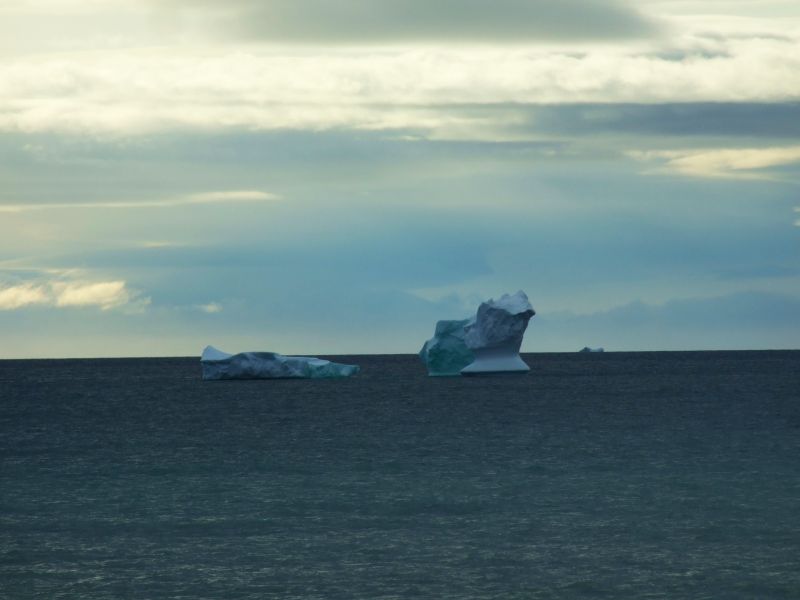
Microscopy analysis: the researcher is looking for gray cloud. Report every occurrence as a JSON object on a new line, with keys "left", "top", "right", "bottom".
{"left": 534, "top": 291, "right": 800, "bottom": 351}
{"left": 523, "top": 103, "right": 800, "bottom": 140}
{"left": 174, "top": 0, "right": 657, "bottom": 43}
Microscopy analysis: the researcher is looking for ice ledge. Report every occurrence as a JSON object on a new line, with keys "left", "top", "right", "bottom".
{"left": 201, "top": 345, "right": 359, "bottom": 380}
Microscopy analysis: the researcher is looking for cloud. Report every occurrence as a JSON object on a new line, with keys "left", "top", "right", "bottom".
{"left": 0, "top": 277, "right": 147, "bottom": 311}
{"left": 592, "top": 291, "right": 800, "bottom": 328}
{"left": 52, "top": 280, "right": 130, "bottom": 309}
{"left": 0, "top": 190, "right": 277, "bottom": 213}
{"left": 197, "top": 302, "right": 222, "bottom": 314}
{"left": 0, "top": 0, "right": 121, "bottom": 12}
{"left": 0, "top": 32, "right": 798, "bottom": 138}
{"left": 170, "top": 0, "right": 656, "bottom": 43}
{"left": 533, "top": 290, "right": 800, "bottom": 351}
{"left": 647, "top": 1, "right": 800, "bottom": 21}
{"left": 139, "top": 241, "right": 188, "bottom": 249}
{"left": 524, "top": 103, "right": 800, "bottom": 139}
{"left": 0, "top": 283, "right": 49, "bottom": 310}
{"left": 630, "top": 145, "right": 800, "bottom": 178}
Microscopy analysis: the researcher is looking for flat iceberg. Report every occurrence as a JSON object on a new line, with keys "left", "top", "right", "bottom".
{"left": 201, "top": 346, "right": 359, "bottom": 380}
{"left": 419, "top": 319, "right": 474, "bottom": 376}
{"left": 461, "top": 291, "right": 535, "bottom": 375}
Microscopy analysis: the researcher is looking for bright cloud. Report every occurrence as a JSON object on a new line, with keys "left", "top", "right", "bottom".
{"left": 0, "top": 283, "right": 49, "bottom": 310}
{"left": 0, "top": 0, "right": 798, "bottom": 140}
{"left": 0, "top": 278, "right": 146, "bottom": 311}
{"left": 0, "top": 190, "right": 277, "bottom": 213}
{"left": 0, "top": 35, "right": 798, "bottom": 138}
{"left": 630, "top": 146, "right": 800, "bottom": 178}
{"left": 53, "top": 280, "right": 129, "bottom": 309}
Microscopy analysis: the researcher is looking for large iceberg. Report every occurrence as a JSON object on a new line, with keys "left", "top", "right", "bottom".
{"left": 461, "top": 291, "right": 535, "bottom": 375}
{"left": 201, "top": 346, "right": 359, "bottom": 380}
{"left": 419, "top": 319, "right": 474, "bottom": 376}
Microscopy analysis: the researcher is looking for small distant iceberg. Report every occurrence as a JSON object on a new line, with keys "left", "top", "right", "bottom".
{"left": 579, "top": 347, "right": 604, "bottom": 353}
{"left": 419, "top": 319, "right": 474, "bottom": 376}
{"left": 419, "top": 291, "right": 536, "bottom": 376}
{"left": 201, "top": 346, "right": 359, "bottom": 380}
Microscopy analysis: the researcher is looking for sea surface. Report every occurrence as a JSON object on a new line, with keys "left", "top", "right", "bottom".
{"left": 1, "top": 351, "right": 799, "bottom": 599}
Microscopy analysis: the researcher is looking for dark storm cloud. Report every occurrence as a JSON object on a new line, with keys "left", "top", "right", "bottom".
{"left": 175, "top": 0, "right": 656, "bottom": 43}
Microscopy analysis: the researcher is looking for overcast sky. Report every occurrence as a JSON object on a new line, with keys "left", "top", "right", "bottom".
{"left": 1, "top": 0, "right": 799, "bottom": 357}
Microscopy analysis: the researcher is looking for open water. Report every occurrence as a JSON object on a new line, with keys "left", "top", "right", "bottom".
{"left": 1, "top": 351, "right": 799, "bottom": 599}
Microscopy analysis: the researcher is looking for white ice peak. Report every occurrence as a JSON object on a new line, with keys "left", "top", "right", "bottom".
{"left": 485, "top": 290, "right": 535, "bottom": 316}
{"left": 201, "top": 345, "right": 233, "bottom": 361}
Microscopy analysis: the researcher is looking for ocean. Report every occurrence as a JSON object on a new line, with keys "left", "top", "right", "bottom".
{"left": 1, "top": 351, "right": 799, "bottom": 599}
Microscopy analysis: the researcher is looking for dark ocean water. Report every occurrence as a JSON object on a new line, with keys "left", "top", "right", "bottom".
{"left": 1, "top": 351, "right": 799, "bottom": 599}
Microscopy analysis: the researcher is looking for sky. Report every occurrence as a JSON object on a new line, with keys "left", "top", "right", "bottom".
{"left": 1, "top": 0, "right": 799, "bottom": 357}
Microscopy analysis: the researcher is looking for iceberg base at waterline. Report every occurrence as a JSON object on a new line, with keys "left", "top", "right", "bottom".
{"left": 200, "top": 346, "right": 359, "bottom": 380}
{"left": 460, "top": 346, "right": 531, "bottom": 375}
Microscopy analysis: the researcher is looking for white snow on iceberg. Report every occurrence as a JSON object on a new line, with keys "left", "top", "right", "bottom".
{"left": 201, "top": 346, "right": 359, "bottom": 380}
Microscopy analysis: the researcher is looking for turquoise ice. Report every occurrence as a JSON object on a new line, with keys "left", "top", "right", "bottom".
{"left": 419, "top": 319, "right": 474, "bottom": 376}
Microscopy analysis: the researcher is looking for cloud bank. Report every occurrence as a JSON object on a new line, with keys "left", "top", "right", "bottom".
{"left": 1, "top": 34, "right": 798, "bottom": 137}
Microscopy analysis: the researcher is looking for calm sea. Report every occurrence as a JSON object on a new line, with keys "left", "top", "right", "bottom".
{"left": 1, "top": 351, "right": 799, "bottom": 599}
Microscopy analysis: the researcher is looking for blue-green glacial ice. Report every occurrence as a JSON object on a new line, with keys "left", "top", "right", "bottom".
{"left": 418, "top": 319, "right": 474, "bottom": 376}
{"left": 201, "top": 346, "right": 359, "bottom": 380}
